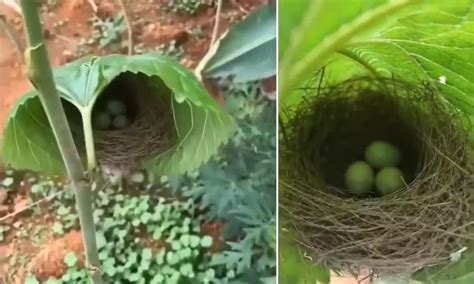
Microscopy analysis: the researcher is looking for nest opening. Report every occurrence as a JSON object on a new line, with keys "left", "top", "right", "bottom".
{"left": 280, "top": 77, "right": 474, "bottom": 276}
{"left": 65, "top": 72, "right": 176, "bottom": 170}
{"left": 316, "top": 89, "right": 421, "bottom": 196}
{"left": 92, "top": 72, "right": 141, "bottom": 123}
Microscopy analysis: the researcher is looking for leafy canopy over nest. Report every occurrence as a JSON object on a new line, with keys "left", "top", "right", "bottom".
{"left": 66, "top": 72, "right": 176, "bottom": 172}
{"left": 92, "top": 72, "right": 175, "bottom": 170}
{"left": 280, "top": 77, "right": 474, "bottom": 276}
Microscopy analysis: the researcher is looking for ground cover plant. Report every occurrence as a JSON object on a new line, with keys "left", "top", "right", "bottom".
{"left": 1, "top": 81, "right": 275, "bottom": 284}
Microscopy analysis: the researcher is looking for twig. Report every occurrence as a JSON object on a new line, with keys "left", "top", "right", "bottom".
{"left": 0, "top": 14, "right": 24, "bottom": 62}
{"left": 55, "top": 34, "right": 78, "bottom": 44}
{"left": 210, "top": 0, "right": 223, "bottom": 45}
{"left": 193, "top": 0, "right": 223, "bottom": 80}
{"left": 0, "top": 190, "right": 63, "bottom": 222}
{"left": 230, "top": 0, "right": 249, "bottom": 15}
{"left": 0, "top": 0, "right": 21, "bottom": 13}
{"left": 117, "top": 0, "right": 133, "bottom": 55}
{"left": 0, "top": 176, "right": 111, "bottom": 223}
{"left": 87, "top": 0, "right": 98, "bottom": 13}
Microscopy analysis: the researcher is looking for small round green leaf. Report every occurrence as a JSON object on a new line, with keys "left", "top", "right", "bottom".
{"left": 142, "top": 248, "right": 153, "bottom": 260}
{"left": 25, "top": 276, "right": 40, "bottom": 284}
{"left": 200, "top": 236, "right": 213, "bottom": 248}
{"left": 64, "top": 252, "right": 78, "bottom": 268}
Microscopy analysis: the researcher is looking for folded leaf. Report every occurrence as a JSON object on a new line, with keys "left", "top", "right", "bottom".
{"left": 2, "top": 54, "right": 236, "bottom": 176}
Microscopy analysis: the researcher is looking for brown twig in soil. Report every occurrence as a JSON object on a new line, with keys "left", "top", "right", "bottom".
{"left": 87, "top": 0, "right": 98, "bottom": 13}
{"left": 55, "top": 34, "right": 78, "bottom": 44}
{"left": 117, "top": 0, "right": 133, "bottom": 55}
{"left": 231, "top": 0, "right": 249, "bottom": 15}
{"left": 210, "top": 0, "right": 223, "bottom": 45}
{"left": 0, "top": 14, "right": 24, "bottom": 62}
{"left": 0, "top": 191, "right": 63, "bottom": 223}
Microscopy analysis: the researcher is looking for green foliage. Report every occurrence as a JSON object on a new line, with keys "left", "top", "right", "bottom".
{"left": 166, "top": 0, "right": 216, "bottom": 14}
{"left": 91, "top": 13, "right": 126, "bottom": 48}
{"left": 133, "top": 41, "right": 184, "bottom": 60}
{"left": 15, "top": 79, "right": 274, "bottom": 282}
{"left": 3, "top": 54, "right": 236, "bottom": 177}
{"left": 156, "top": 41, "right": 185, "bottom": 59}
{"left": 25, "top": 275, "right": 40, "bottom": 284}
{"left": 279, "top": 0, "right": 414, "bottom": 98}
{"left": 31, "top": 180, "right": 232, "bottom": 283}
{"left": 204, "top": 5, "right": 277, "bottom": 82}
{"left": 279, "top": 236, "right": 330, "bottom": 284}
{"left": 412, "top": 243, "right": 474, "bottom": 283}
{"left": 64, "top": 252, "right": 78, "bottom": 268}
{"left": 280, "top": 0, "right": 474, "bottom": 282}
{"left": 280, "top": 0, "right": 474, "bottom": 119}
{"left": 173, "top": 82, "right": 276, "bottom": 282}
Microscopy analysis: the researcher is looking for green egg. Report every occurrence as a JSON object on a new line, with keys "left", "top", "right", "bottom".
{"left": 93, "top": 112, "right": 111, "bottom": 130}
{"left": 345, "top": 161, "right": 374, "bottom": 196}
{"left": 365, "top": 140, "right": 401, "bottom": 168}
{"left": 375, "top": 167, "right": 404, "bottom": 195}
{"left": 113, "top": 115, "right": 130, "bottom": 129}
{"left": 106, "top": 99, "right": 127, "bottom": 116}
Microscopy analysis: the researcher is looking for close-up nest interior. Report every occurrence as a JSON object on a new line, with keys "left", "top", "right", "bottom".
{"left": 280, "top": 76, "right": 474, "bottom": 276}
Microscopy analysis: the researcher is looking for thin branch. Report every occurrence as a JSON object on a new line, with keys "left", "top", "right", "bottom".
{"left": 88, "top": 0, "right": 98, "bottom": 13}
{"left": 118, "top": 0, "right": 133, "bottom": 55}
{"left": 231, "top": 0, "right": 249, "bottom": 15}
{"left": 19, "top": 1, "right": 103, "bottom": 282}
{"left": 194, "top": 0, "right": 223, "bottom": 80}
{"left": 0, "top": 191, "right": 63, "bottom": 222}
{"left": 210, "top": 0, "right": 223, "bottom": 45}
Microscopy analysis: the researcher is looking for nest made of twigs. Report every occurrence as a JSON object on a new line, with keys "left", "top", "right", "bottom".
{"left": 280, "top": 76, "right": 474, "bottom": 276}
{"left": 93, "top": 72, "right": 176, "bottom": 170}
{"left": 65, "top": 72, "right": 176, "bottom": 173}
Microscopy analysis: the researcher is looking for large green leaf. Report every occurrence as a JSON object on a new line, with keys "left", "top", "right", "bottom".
{"left": 279, "top": 0, "right": 416, "bottom": 99}
{"left": 343, "top": 2, "right": 474, "bottom": 115}
{"left": 2, "top": 54, "right": 236, "bottom": 176}
{"left": 279, "top": 234, "right": 330, "bottom": 284}
{"left": 412, "top": 243, "right": 474, "bottom": 283}
{"left": 203, "top": 5, "right": 276, "bottom": 82}
{"left": 2, "top": 92, "right": 64, "bottom": 175}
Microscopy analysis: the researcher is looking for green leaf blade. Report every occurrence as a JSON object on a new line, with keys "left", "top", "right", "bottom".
{"left": 2, "top": 93, "right": 65, "bottom": 175}
{"left": 204, "top": 5, "right": 276, "bottom": 82}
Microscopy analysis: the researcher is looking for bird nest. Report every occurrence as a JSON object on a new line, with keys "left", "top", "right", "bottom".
{"left": 66, "top": 72, "right": 176, "bottom": 173}
{"left": 280, "top": 76, "right": 474, "bottom": 277}
{"left": 93, "top": 73, "right": 175, "bottom": 170}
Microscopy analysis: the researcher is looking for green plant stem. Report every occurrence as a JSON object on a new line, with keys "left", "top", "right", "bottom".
{"left": 19, "top": 1, "right": 104, "bottom": 283}
{"left": 83, "top": 109, "right": 97, "bottom": 172}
